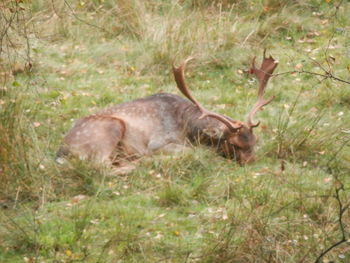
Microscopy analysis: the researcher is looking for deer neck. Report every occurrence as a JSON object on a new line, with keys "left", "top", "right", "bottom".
{"left": 180, "top": 104, "right": 228, "bottom": 144}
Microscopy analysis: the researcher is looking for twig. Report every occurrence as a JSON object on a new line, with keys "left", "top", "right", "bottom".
{"left": 0, "top": 4, "right": 18, "bottom": 56}
{"left": 314, "top": 182, "right": 347, "bottom": 263}
{"left": 50, "top": 0, "right": 63, "bottom": 18}
{"left": 272, "top": 69, "right": 350, "bottom": 85}
{"left": 326, "top": 137, "right": 350, "bottom": 172}
{"left": 241, "top": 27, "right": 257, "bottom": 47}
{"left": 63, "top": 0, "right": 115, "bottom": 36}
{"left": 13, "top": 186, "right": 21, "bottom": 208}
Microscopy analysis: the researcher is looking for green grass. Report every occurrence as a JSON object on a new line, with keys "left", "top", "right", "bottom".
{"left": 1, "top": 0, "right": 350, "bottom": 262}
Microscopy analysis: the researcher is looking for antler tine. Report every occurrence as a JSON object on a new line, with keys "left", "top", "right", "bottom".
{"left": 172, "top": 58, "right": 242, "bottom": 132}
{"left": 172, "top": 57, "right": 198, "bottom": 106}
{"left": 247, "top": 50, "right": 278, "bottom": 128}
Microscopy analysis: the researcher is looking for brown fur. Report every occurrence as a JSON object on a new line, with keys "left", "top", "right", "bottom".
{"left": 57, "top": 94, "right": 256, "bottom": 164}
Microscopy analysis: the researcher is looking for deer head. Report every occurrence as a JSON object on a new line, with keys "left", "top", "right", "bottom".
{"left": 172, "top": 51, "right": 278, "bottom": 164}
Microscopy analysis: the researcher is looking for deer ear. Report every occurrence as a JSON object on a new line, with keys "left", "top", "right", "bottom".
{"left": 203, "top": 127, "right": 225, "bottom": 138}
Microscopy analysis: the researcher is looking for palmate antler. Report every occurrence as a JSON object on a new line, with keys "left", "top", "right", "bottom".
{"left": 247, "top": 50, "right": 278, "bottom": 128}
{"left": 172, "top": 58, "right": 242, "bottom": 133}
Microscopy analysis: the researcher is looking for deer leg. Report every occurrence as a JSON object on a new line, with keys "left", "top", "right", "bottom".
{"left": 57, "top": 115, "right": 125, "bottom": 163}
{"left": 147, "top": 135, "right": 189, "bottom": 155}
{"left": 155, "top": 142, "right": 190, "bottom": 155}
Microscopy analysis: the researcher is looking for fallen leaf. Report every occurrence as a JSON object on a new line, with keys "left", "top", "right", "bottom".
{"left": 324, "top": 177, "right": 332, "bottom": 183}
{"left": 306, "top": 31, "right": 320, "bottom": 38}
{"left": 65, "top": 250, "right": 72, "bottom": 257}
{"left": 295, "top": 63, "right": 303, "bottom": 70}
{"left": 67, "top": 194, "right": 87, "bottom": 206}
{"left": 154, "top": 232, "right": 163, "bottom": 239}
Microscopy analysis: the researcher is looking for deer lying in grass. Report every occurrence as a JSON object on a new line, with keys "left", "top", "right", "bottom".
{"left": 57, "top": 51, "right": 278, "bottom": 166}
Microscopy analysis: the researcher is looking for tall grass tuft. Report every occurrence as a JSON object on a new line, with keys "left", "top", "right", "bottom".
{"left": 0, "top": 88, "right": 41, "bottom": 204}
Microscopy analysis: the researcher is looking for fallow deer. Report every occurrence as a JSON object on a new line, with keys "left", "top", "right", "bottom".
{"left": 56, "top": 51, "right": 278, "bottom": 165}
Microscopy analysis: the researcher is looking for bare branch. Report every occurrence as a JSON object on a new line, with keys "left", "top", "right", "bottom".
{"left": 272, "top": 70, "right": 350, "bottom": 85}
{"left": 314, "top": 182, "right": 347, "bottom": 263}
{"left": 63, "top": 0, "right": 115, "bottom": 36}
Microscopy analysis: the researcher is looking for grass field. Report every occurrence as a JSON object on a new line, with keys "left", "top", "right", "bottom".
{"left": 1, "top": 0, "right": 350, "bottom": 262}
